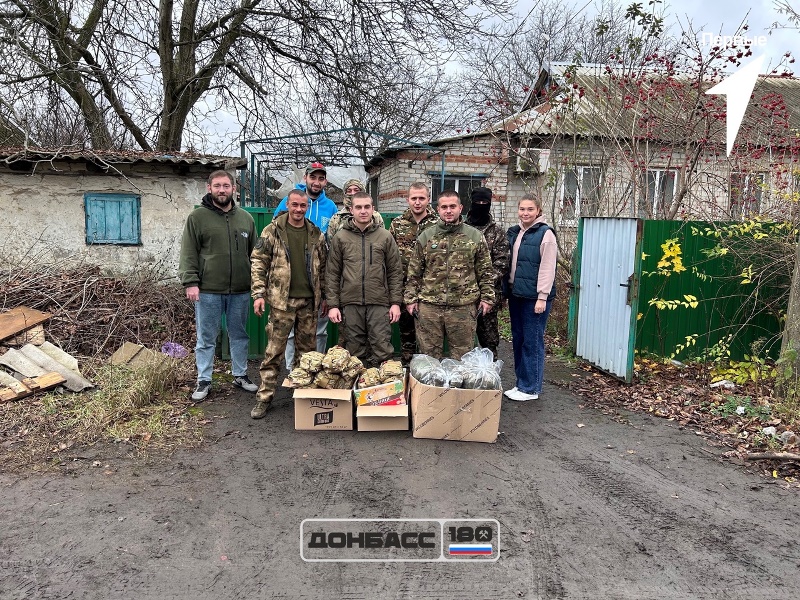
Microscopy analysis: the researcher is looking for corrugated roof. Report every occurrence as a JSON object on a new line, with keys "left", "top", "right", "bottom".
{"left": 0, "top": 148, "right": 247, "bottom": 168}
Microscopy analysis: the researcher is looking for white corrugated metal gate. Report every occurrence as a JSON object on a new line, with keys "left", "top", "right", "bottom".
{"left": 574, "top": 218, "right": 642, "bottom": 382}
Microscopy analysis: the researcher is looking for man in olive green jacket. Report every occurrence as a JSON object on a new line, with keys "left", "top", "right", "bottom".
{"left": 250, "top": 189, "right": 327, "bottom": 418}
{"left": 179, "top": 170, "right": 257, "bottom": 402}
{"left": 326, "top": 192, "right": 403, "bottom": 367}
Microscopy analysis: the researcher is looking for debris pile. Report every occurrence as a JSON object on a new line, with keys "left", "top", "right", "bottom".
{"left": 1, "top": 264, "right": 194, "bottom": 357}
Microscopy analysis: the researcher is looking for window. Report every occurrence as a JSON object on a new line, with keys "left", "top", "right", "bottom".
{"left": 729, "top": 172, "right": 766, "bottom": 218}
{"left": 430, "top": 175, "right": 485, "bottom": 211}
{"left": 560, "top": 166, "right": 601, "bottom": 224}
{"left": 84, "top": 193, "right": 141, "bottom": 245}
{"left": 638, "top": 169, "right": 677, "bottom": 218}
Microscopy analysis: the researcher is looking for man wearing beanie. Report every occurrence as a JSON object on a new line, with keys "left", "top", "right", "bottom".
{"left": 326, "top": 178, "right": 384, "bottom": 241}
{"left": 465, "top": 187, "right": 510, "bottom": 360}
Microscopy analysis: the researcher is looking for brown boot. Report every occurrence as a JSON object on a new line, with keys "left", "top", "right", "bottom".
{"left": 250, "top": 401, "right": 271, "bottom": 419}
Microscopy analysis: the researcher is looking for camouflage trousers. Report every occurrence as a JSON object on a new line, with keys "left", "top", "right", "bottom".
{"left": 257, "top": 297, "right": 316, "bottom": 404}
{"left": 398, "top": 305, "right": 418, "bottom": 365}
{"left": 416, "top": 302, "right": 477, "bottom": 360}
{"left": 476, "top": 307, "right": 500, "bottom": 360}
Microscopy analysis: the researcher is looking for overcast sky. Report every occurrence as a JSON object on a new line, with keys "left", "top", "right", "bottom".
{"left": 525, "top": 0, "right": 799, "bottom": 72}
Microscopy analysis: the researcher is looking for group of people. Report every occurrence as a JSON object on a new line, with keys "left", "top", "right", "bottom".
{"left": 178, "top": 163, "right": 557, "bottom": 419}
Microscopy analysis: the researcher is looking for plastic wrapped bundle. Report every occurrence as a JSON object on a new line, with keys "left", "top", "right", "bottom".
{"left": 459, "top": 347, "right": 504, "bottom": 390}
{"left": 357, "top": 367, "right": 382, "bottom": 388}
{"left": 313, "top": 370, "right": 342, "bottom": 389}
{"left": 299, "top": 351, "right": 325, "bottom": 373}
{"left": 379, "top": 359, "right": 403, "bottom": 383}
{"left": 321, "top": 346, "right": 351, "bottom": 373}
{"left": 441, "top": 358, "right": 468, "bottom": 389}
{"left": 288, "top": 367, "right": 313, "bottom": 387}
{"left": 409, "top": 354, "right": 447, "bottom": 387}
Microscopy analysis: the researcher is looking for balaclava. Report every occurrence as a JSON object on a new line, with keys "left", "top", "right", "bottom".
{"left": 467, "top": 187, "right": 492, "bottom": 227}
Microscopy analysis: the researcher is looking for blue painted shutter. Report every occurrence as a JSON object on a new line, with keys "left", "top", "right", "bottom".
{"left": 85, "top": 194, "right": 141, "bottom": 244}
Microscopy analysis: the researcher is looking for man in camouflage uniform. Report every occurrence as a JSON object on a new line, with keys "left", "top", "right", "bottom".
{"left": 250, "top": 189, "right": 327, "bottom": 419}
{"left": 404, "top": 189, "right": 495, "bottom": 360}
{"left": 389, "top": 181, "right": 438, "bottom": 364}
{"left": 326, "top": 178, "right": 384, "bottom": 241}
{"left": 465, "top": 187, "right": 509, "bottom": 360}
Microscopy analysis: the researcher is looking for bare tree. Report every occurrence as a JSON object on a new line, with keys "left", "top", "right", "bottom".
{"left": 458, "top": 0, "right": 677, "bottom": 126}
{"left": 0, "top": 0, "right": 511, "bottom": 151}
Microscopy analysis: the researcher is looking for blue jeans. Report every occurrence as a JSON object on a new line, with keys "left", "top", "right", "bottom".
{"left": 284, "top": 314, "right": 329, "bottom": 369}
{"left": 508, "top": 295, "right": 552, "bottom": 395}
{"left": 195, "top": 292, "right": 251, "bottom": 382}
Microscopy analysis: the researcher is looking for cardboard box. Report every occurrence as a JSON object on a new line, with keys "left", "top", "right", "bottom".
{"left": 286, "top": 381, "right": 353, "bottom": 430}
{"left": 353, "top": 372, "right": 406, "bottom": 406}
{"left": 356, "top": 403, "right": 410, "bottom": 431}
{"left": 409, "top": 375, "right": 501, "bottom": 443}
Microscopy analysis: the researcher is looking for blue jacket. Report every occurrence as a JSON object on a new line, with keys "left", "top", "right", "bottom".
{"left": 273, "top": 183, "right": 338, "bottom": 233}
{"left": 503, "top": 223, "right": 557, "bottom": 301}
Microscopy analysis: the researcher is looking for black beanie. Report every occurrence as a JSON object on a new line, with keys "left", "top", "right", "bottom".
{"left": 471, "top": 187, "right": 492, "bottom": 204}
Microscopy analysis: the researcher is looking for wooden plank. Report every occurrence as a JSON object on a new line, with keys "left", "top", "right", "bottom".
{"left": 21, "top": 372, "right": 66, "bottom": 392}
{"left": 0, "top": 387, "right": 32, "bottom": 402}
{"left": 0, "top": 370, "right": 28, "bottom": 393}
{"left": 0, "top": 307, "right": 52, "bottom": 342}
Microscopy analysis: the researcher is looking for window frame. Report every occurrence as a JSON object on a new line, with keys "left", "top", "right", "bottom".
{"left": 84, "top": 192, "right": 142, "bottom": 245}
{"left": 559, "top": 165, "right": 602, "bottom": 225}
{"left": 637, "top": 169, "right": 678, "bottom": 218}
{"left": 729, "top": 172, "right": 766, "bottom": 219}
{"left": 429, "top": 174, "right": 486, "bottom": 212}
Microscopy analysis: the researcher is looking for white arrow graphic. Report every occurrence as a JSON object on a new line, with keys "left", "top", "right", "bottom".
{"left": 705, "top": 56, "right": 764, "bottom": 156}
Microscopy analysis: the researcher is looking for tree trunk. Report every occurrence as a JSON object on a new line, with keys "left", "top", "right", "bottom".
{"left": 777, "top": 237, "right": 800, "bottom": 398}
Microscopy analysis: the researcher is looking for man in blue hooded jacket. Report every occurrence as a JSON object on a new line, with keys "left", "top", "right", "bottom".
{"left": 273, "top": 162, "right": 338, "bottom": 367}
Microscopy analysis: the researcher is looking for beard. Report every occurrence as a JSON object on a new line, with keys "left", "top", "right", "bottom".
{"left": 213, "top": 192, "right": 233, "bottom": 208}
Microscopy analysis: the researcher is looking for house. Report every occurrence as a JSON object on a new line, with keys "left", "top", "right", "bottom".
{"left": 0, "top": 148, "right": 246, "bottom": 276}
{"left": 366, "top": 64, "right": 800, "bottom": 252}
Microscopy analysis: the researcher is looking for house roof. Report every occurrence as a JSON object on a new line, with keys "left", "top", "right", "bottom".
{"left": 364, "top": 130, "right": 495, "bottom": 168}
{"left": 504, "top": 65, "right": 800, "bottom": 149}
{"left": 0, "top": 148, "right": 247, "bottom": 169}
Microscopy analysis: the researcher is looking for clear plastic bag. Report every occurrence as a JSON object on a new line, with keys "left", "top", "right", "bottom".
{"left": 441, "top": 358, "right": 468, "bottom": 389}
{"left": 459, "top": 347, "right": 504, "bottom": 390}
{"left": 409, "top": 354, "right": 447, "bottom": 387}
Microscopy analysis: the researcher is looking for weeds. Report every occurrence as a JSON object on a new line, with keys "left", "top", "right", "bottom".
{"left": 0, "top": 358, "right": 204, "bottom": 472}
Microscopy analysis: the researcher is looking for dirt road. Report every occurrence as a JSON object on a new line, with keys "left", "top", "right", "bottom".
{"left": 2, "top": 342, "right": 798, "bottom": 599}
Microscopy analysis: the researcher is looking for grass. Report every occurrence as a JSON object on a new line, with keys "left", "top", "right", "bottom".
{"left": 0, "top": 357, "right": 205, "bottom": 472}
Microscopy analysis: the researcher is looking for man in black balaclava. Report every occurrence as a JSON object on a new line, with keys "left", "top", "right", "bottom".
{"left": 466, "top": 187, "right": 510, "bottom": 359}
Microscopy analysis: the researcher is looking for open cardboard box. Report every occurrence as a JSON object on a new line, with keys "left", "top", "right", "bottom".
{"left": 284, "top": 379, "right": 354, "bottom": 431}
{"left": 408, "top": 374, "right": 501, "bottom": 443}
{"left": 356, "top": 403, "right": 410, "bottom": 431}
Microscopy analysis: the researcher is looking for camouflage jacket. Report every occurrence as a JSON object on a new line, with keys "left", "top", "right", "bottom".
{"left": 403, "top": 217, "right": 496, "bottom": 307}
{"left": 467, "top": 216, "right": 510, "bottom": 300}
{"left": 327, "top": 209, "right": 383, "bottom": 242}
{"left": 388, "top": 206, "right": 438, "bottom": 277}
{"left": 250, "top": 212, "right": 327, "bottom": 312}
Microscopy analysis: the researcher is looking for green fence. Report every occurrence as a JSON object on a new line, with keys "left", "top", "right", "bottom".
{"left": 222, "top": 209, "right": 403, "bottom": 359}
{"left": 636, "top": 220, "right": 786, "bottom": 361}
